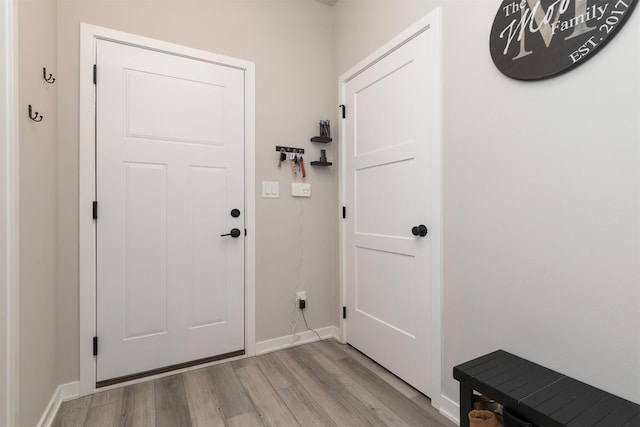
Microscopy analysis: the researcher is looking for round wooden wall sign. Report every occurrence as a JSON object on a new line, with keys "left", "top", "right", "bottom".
{"left": 490, "top": 0, "right": 637, "bottom": 80}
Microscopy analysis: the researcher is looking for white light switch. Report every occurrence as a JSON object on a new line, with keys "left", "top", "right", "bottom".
{"left": 262, "top": 181, "right": 279, "bottom": 198}
{"left": 291, "top": 183, "right": 311, "bottom": 197}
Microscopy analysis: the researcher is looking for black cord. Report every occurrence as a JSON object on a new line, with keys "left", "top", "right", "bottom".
{"left": 301, "top": 308, "right": 322, "bottom": 341}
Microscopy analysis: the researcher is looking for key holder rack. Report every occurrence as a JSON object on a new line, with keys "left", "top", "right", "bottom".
{"left": 276, "top": 146, "right": 306, "bottom": 177}
{"left": 275, "top": 146, "right": 304, "bottom": 154}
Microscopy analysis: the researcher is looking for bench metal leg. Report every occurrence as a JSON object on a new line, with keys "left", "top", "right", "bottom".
{"left": 459, "top": 382, "right": 473, "bottom": 427}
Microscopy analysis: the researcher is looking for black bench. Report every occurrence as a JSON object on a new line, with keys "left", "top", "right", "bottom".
{"left": 453, "top": 350, "right": 640, "bottom": 427}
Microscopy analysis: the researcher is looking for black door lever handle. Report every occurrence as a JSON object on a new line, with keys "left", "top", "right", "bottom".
{"left": 221, "top": 228, "right": 241, "bottom": 238}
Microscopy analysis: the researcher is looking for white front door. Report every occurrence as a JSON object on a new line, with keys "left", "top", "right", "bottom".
{"left": 95, "top": 39, "right": 245, "bottom": 383}
{"left": 341, "top": 23, "right": 440, "bottom": 397}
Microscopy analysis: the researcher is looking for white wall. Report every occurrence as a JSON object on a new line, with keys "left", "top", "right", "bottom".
{"left": 335, "top": 0, "right": 640, "bottom": 408}
{"left": 56, "top": 0, "right": 339, "bottom": 385}
{"left": 18, "top": 0, "right": 59, "bottom": 425}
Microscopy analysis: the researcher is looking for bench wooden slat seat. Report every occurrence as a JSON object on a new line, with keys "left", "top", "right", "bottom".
{"left": 453, "top": 350, "right": 640, "bottom": 427}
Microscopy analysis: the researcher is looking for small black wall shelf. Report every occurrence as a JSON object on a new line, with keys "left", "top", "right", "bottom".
{"left": 310, "top": 136, "right": 332, "bottom": 143}
{"left": 310, "top": 160, "right": 332, "bottom": 166}
{"left": 310, "top": 148, "right": 331, "bottom": 166}
{"left": 310, "top": 120, "right": 332, "bottom": 166}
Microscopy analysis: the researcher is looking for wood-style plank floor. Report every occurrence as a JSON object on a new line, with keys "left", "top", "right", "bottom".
{"left": 53, "top": 339, "right": 456, "bottom": 427}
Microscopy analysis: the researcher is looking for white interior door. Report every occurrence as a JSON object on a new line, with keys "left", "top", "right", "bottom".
{"left": 342, "top": 27, "right": 439, "bottom": 396}
{"left": 95, "top": 39, "right": 245, "bottom": 382}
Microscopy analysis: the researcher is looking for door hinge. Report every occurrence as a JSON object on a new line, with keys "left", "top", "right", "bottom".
{"left": 343, "top": 306, "right": 347, "bottom": 319}
{"left": 93, "top": 336, "right": 98, "bottom": 356}
{"left": 93, "top": 64, "right": 97, "bottom": 85}
{"left": 342, "top": 206, "right": 346, "bottom": 219}
{"left": 339, "top": 104, "right": 346, "bottom": 119}
{"left": 92, "top": 201, "right": 98, "bottom": 220}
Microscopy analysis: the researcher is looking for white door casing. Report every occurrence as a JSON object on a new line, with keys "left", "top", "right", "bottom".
{"left": 95, "top": 40, "right": 245, "bottom": 382}
{"left": 80, "top": 24, "right": 255, "bottom": 395}
{"left": 339, "top": 9, "right": 442, "bottom": 405}
{"left": 0, "top": 0, "right": 18, "bottom": 423}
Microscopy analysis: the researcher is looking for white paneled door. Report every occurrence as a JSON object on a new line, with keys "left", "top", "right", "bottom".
{"left": 342, "top": 26, "right": 439, "bottom": 397}
{"left": 95, "top": 40, "right": 245, "bottom": 382}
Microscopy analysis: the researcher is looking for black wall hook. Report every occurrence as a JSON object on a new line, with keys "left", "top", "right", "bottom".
{"left": 28, "top": 105, "right": 43, "bottom": 122}
{"left": 43, "top": 67, "right": 55, "bottom": 84}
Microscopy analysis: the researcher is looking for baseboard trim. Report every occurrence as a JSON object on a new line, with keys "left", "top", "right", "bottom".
{"left": 37, "top": 381, "right": 80, "bottom": 427}
{"left": 255, "top": 326, "right": 340, "bottom": 355}
{"left": 439, "top": 393, "right": 461, "bottom": 426}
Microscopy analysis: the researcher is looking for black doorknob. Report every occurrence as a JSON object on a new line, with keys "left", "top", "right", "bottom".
{"left": 221, "top": 228, "right": 241, "bottom": 238}
{"left": 411, "top": 225, "right": 428, "bottom": 237}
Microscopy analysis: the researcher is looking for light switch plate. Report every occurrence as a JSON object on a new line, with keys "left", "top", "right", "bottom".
{"left": 262, "top": 181, "right": 279, "bottom": 198}
{"left": 291, "top": 183, "right": 311, "bottom": 197}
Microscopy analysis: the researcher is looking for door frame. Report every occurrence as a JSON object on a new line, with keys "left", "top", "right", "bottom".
{"left": 338, "top": 9, "right": 443, "bottom": 408}
{"left": 0, "top": 0, "right": 18, "bottom": 423}
{"left": 79, "top": 23, "right": 256, "bottom": 396}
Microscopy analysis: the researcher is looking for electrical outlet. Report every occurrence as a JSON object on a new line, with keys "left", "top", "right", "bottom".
{"left": 291, "top": 183, "right": 311, "bottom": 197}
{"left": 296, "top": 291, "right": 307, "bottom": 310}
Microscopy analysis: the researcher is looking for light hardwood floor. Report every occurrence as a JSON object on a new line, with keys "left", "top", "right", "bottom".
{"left": 53, "top": 339, "right": 456, "bottom": 427}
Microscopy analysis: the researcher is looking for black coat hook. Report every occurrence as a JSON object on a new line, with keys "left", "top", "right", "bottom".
{"left": 43, "top": 67, "right": 55, "bottom": 84}
{"left": 28, "top": 105, "right": 43, "bottom": 122}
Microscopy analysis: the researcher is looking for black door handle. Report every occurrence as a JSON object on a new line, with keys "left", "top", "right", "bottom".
{"left": 221, "top": 228, "right": 241, "bottom": 238}
{"left": 411, "top": 225, "right": 428, "bottom": 237}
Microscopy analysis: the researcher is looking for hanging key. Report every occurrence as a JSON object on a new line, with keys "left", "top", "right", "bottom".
{"left": 278, "top": 148, "right": 286, "bottom": 168}
{"left": 299, "top": 156, "right": 306, "bottom": 178}
{"left": 290, "top": 152, "right": 297, "bottom": 176}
